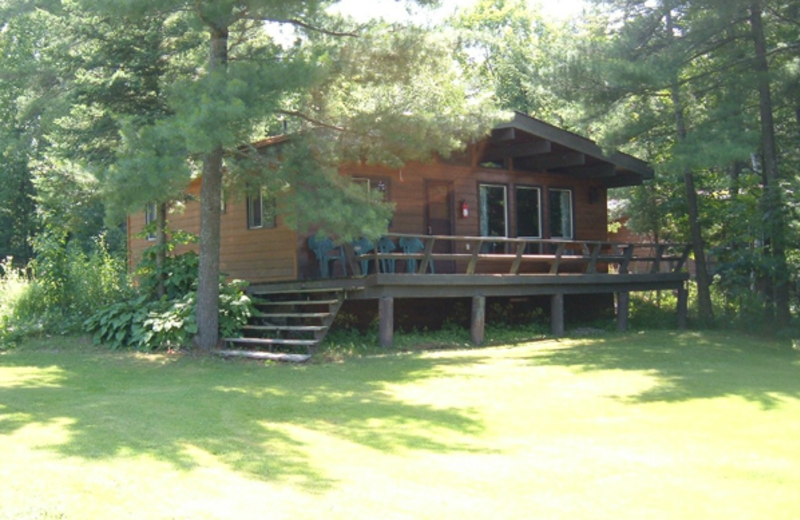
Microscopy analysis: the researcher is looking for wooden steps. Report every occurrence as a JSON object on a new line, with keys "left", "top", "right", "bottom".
{"left": 220, "top": 287, "right": 351, "bottom": 360}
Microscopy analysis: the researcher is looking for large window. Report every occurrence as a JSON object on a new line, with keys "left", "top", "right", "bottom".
{"left": 548, "top": 188, "right": 573, "bottom": 239}
{"left": 515, "top": 186, "right": 541, "bottom": 238}
{"left": 145, "top": 203, "right": 157, "bottom": 241}
{"left": 479, "top": 184, "right": 507, "bottom": 253}
{"left": 247, "top": 188, "right": 277, "bottom": 230}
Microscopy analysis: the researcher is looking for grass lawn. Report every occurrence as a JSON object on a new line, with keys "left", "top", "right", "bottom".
{"left": 1, "top": 331, "right": 799, "bottom": 519}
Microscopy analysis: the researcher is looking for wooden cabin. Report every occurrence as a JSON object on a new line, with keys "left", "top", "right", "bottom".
{"left": 128, "top": 112, "right": 690, "bottom": 353}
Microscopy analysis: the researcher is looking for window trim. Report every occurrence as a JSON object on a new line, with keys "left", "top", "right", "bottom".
{"left": 144, "top": 203, "right": 157, "bottom": 241}
{"left": 548, "top": 187, "right": 574, "bottom": 239}
{"left": 246, "top": 188, "right": 276, "bottom": 230}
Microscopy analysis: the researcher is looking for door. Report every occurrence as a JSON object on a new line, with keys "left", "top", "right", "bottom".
{"left": 425, "top": 181, "right": 454, "bottom": 273}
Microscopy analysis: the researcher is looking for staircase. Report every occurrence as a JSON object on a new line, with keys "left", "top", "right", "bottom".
{"left": 219, "top": 287, "right": 349, "bottom": 362}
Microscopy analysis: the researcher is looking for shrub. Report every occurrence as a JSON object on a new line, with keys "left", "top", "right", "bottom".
{"left": 84, "top": 276, "right": 255, "bottom": 351}
{"left": 0, "top": 258, "right": 34, "bottom": 347}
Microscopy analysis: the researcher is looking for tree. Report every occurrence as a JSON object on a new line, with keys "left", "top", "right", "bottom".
{"left": 74, "top": 0, "right": 497, "bottom": 350}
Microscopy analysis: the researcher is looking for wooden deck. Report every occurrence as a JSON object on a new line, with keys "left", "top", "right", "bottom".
{"left": 248, "top": 235, "right": 691, "bottom": 347}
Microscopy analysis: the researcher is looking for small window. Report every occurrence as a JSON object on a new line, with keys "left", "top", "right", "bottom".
{"left": 549, "top": 188, "right": 573, "bottom": 239}
{"left": 247, "top": 188, "right": 276, "bottom": 230}
{"left": 145, "top": 203, "right": 157, "bottom": 241}
{"left": 352, "top": 177, "right": 389, "bottom": 201}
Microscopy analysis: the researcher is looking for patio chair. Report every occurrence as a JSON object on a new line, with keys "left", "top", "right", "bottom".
{"left": 376, "top": 236, "right": 397, "bottom": 273}
{"left": 351, "top": 237, "right": 374, "bottom": 276}
{"left": 308, "top": 235, "right": 347, "bottom": 278}
{"left": 399, "top": 237, "right": 434, "bottom": 274}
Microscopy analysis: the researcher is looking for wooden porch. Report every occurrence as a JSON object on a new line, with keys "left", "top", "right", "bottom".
{"left": 244, "top": 234, "right": 691, "bottom": 350}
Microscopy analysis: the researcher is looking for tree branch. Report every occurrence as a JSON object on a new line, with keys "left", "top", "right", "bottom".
{"left": 248, "top": 17, "right": 358, "bottom": 37}
{"left": 277, "top": 110, "right": 349, "bottom": 133}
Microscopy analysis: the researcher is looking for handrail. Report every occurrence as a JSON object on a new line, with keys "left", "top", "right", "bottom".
{"left": 345, "top": 233, "right": 691, "bottom": 277}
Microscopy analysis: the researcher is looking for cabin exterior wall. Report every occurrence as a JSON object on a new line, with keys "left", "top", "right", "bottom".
{"left": 128, "top": 159, "right": 608, "bottom": 283}
{"left": 128, "top": 181, "right": 298, "bottom": 283}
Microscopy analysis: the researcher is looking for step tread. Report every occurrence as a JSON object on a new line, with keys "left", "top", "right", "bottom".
{"left": 249, "top": 287, "right": 345, "bottom": 296}
{"left": 249, "top": 286, "right": 366, "bottom": 296}
{"left": 254, "top": 312, "right": 332, "bottom": 319}
{"left": 243, "top": 324, "right": 328, "bottom": 332}
{"left": 215, "top": 349, "right": 311, "bottom": 363}
{"left": 224, "top": 337, "right": 319, "bottom": 347}
{"left": 255, "top": 299, "right": 340, "bottom": 306}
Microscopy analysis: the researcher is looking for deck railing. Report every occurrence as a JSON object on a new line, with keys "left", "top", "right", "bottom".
{"left": 343, "top": 233, "right": 691, "bottom": 277}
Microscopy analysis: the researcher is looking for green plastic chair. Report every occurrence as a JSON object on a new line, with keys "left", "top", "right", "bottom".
{"left": 376, "top": 237, "right": 397, "bottom": 273}
{"left": 351, "top": 237, "right": 374, "bottom": 275}
{"left": 308, "top": 236, "right": 346, "bottom": 278}
{"left": 399, "top": 237, "right": 434, "bottom": 274}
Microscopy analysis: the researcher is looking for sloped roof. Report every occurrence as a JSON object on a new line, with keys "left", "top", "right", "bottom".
{"left": 481, "top": 112, "right": 653, "bottom": 188}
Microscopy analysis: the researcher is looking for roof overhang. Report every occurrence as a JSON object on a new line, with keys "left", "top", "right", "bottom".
{"left": 483, "top": 112, "right": 653, "bottom": 188}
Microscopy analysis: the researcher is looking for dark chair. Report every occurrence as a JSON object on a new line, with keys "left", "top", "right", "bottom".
{"left": 399, "top": 237, "right": 434, "bottom": 274}
{"left": 351, "top": 237, "right": 374, "bottom": 276}
{"left": 376, "top": 237, "right": 397, "bottom": 273}
{"left": 308, "top": 235, "right": 346, "bottom": 278}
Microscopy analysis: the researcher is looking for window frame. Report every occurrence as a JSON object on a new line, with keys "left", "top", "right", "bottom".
{"left": 351, "top": 176, "right": 390, "bottom": 201}
{"left": 246, "top": 188, "right": 277, "bottom": 230}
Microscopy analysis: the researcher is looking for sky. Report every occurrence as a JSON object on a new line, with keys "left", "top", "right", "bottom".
{"left": 332, "top": 0, "right": 588, "bottom": 23}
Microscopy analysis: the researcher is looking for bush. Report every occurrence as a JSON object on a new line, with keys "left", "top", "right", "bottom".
{"left": 0, "top": 231, "right": 131, "bottom": 347}
{"left": 0, "top": 258, "right": 34, "bottom": 347}
{"left": 84, "top": 255, "right": 255, "bottom": 351}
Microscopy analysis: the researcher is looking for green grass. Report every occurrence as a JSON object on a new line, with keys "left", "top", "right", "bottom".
{"left": 2, "top": 332, "right": 800, "bottom": 519}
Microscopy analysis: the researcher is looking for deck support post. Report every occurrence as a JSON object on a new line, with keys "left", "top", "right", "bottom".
{"left": 677, "top": 285, "right": 688, "bottom": 330}
{"left": 379, "top": 296, "right": 394, "bottom": 348}
{"left": 616, "top": 292, "right": 630, "bottom": 332}
{"left": 471, "top": 296, "right": 486, "bottom": 345}
{"left": 551, "top": 293, "right": 565, "bottom": 338}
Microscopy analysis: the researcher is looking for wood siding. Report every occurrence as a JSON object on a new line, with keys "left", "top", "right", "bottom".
{"left": 128, "top": 181, "right": 297, "bottom": 283}
{"left": 129, "top": 159, "right": 608, "bottom": 283}
{"left": 341, "top": 160, "right": 608, "bottom": 244}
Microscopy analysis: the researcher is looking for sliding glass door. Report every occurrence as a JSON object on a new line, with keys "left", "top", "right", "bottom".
{"left": 479, "top": 184, "right": 507, "bottom": 253}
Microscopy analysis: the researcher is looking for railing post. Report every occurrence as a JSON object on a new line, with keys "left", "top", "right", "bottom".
{"left": 620, "top": 244, "right": 634, "bottom": 274}
{"left": 471, "top": 296, "right": 486, "bottom": 345}
{"left": 550, "top": 243, "right": 566, "bottom": 275}
{"left": 510, "top": 241, "right": 526, "bottom": 275}
{"left": 674, "top": 245, "right": 692, "bottom": 273}
{"left": 419, "top": 238, "right": 435, "bottom": 274}
{"left": 466, "top": 239, "right": 482, "bottom": 274}
{"left": 586, "top": 243, "right": 602, "bottom": 274}
{"left": 651, "top": 244, "right": 667, "bottom": 273}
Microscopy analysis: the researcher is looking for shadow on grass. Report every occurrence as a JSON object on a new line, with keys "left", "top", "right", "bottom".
{"left": 0, "top": 346, "right": 486, "bottom": 491}
{"left": 527, "top": 331, "right": 800, "bottom": 409}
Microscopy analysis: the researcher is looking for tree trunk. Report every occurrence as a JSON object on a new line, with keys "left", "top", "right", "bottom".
{"left": 750, "top": 0, "right": 790, "bottom": 328}
{"left": 156, "top": 202, "right": 167, "bottom": 299}
{"left": 666, "top": 9, "right": 714, "bottom": 325}
{"left": 194, "top": 25, "right": 228, "bottom": 351}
